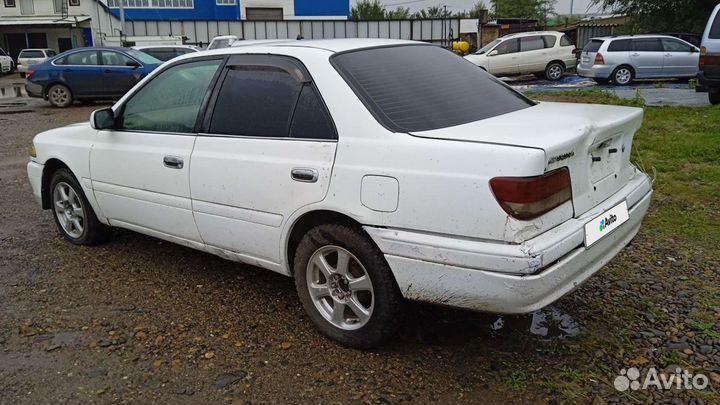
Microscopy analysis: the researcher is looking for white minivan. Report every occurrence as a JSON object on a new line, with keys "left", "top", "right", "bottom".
{"left": 17, "top": 48, "right": 57, "bottom": 78}
{"left": 698, "top": 3, "right": 720, "bottom": 105}
{"left": 464, "top": 31, "right": 577, "bottom": 80}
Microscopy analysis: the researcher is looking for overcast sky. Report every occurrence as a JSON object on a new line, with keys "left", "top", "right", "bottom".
{"left": 381, "top": 0, "right": 603, "bottom": 15}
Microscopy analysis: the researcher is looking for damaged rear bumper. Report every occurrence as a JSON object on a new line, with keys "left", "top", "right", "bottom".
{"left": 364, "top": 172, "right": 652, "bottom": 313}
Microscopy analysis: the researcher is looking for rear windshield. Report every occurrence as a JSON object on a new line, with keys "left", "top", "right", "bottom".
{"left": 331, "top": 45, "right": 533, "bottom": 132}
{"left": 710, "top": 10, "right": 720, "bottom": 39}
{"left": 583, "top": 40, "right": 603, "bottom": 53}
{"left": 19, "top": 50, "right": 45, "bottom": 58}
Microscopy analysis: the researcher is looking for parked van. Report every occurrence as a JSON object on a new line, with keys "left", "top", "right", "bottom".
{"left": 698, "top": 3, "right": 720, "bottom": 105}
{"left": 464, "top": 31, "right": 577, "bottom": 81}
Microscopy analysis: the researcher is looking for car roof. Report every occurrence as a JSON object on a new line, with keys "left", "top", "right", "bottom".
{"left": 502, "top": 31, "right": 563, "bottom": 38}
{"left": 133, "top": 45, "right": 198, "bottom": 49}
{"left": 237, "top": 38, "right": 419, "bottom": 53}
{"left": 20, "top": 48, "right": 55, "bottom": 52}
{"left": 592, "top": 34, "right": 684, "bottom": 41}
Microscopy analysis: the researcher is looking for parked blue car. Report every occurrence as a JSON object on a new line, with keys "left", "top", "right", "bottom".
{"left": 25, "top": 47, "right": 162, "bottom": 107}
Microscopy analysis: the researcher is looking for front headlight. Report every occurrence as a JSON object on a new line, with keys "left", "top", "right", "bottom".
{"left": 30, "top": 143, "right": 36, "bottom": 158}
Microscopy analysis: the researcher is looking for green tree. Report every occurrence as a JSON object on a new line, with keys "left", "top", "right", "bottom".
{"left": 490, "top": 0, "right": 556, "bottom": 26}
{"left": 593, "top": 0, "right": 716, "bottom": 33}
{"left": 455, "top": 1, "right": 488, "bottom": 19}
{"left": 351, "top": 0, "right": 386, "bottom": 20}
{"left": 387, "top": 6, "right": 411, "bottom": 19}
{"left": 413, "top": 6, "right": 452, "bottom": 19}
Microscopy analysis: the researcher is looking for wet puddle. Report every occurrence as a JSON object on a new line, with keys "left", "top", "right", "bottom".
{"left": 492, "top": 306, "right": 581, "bottom": 340}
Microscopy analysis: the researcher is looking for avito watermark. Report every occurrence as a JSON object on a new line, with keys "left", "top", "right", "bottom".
{"left": 614, "top": 367, "right": 710, "bottom": 391}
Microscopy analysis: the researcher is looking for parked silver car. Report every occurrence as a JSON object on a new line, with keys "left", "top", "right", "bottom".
{"left": 577, "top": 35, "right": 699, "bottom": 85}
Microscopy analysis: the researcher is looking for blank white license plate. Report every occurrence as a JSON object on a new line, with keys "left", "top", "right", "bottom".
{"left": 584, "top": 201, "right": 629, "bottom": 247}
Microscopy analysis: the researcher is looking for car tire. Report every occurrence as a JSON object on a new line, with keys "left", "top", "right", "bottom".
{"left": 50, "top": 168, "right": 111, "bottom": 245}
{"left": 545, "top": 62, "right": 565, "bottom": 81}
{"left": 611, "top": 65, "right": 634, "bottom": 86}
{"left": 293, "top": 223, "right": 403, "bottom": 349}
{"left": 709, "top": 90, "right": 719, "bottom": 105}
{"left": 47, "top": 84, "right": 73, "bottom": 108}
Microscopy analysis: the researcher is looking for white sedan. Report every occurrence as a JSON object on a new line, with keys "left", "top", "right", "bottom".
{"left": 27, "top": 39, "right": 652, "bottom": 348}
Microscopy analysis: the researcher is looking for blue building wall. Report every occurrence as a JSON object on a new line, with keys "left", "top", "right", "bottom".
{"left": 109, "top": 0, "right": 349, "bottom": 21}
{"left": 294, "top": 0, "right": 349, "bottom": 17}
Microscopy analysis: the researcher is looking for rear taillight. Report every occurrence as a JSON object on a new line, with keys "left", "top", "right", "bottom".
{"left": 490, "top": 168, "right": 572, "bottom": 221}
{"left": 594, "top": 53, "right": 605, "bottom": 65}
{"left": 26, "top": 70, "right": 34, "bottom": 78}
{"left": 700, "top": 46, "right": 706, "bottom": 69}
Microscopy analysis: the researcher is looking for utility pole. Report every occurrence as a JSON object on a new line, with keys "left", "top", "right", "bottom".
{"left": 569, "top": 0, "right": 574, "bottom": 18}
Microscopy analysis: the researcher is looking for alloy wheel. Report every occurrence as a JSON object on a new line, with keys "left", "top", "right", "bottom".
{"left": 547, "top": 64, "right": 563, "bottom": 80}
{"left": 50, "top": 86, "right": 69, "bottom": 106}
{"left": 615, "top": 68, "right": 632, "bottom": 85}
{"left": 306, "top": 245, "right": 374, "bottom": 330}
{"left": 53, "top": 181, "right": 85, "bottom": 238}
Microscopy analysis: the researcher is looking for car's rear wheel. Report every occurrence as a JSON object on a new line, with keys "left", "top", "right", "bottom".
{"left": 612, "top": 65, "right": 634, "bottom": 85}
{"left": 48, "top": 84, "right": 73, "bottom": 108}
{"left": 50, "top": 168, "right": 111, "bottom": 245}
{"left": 545, "top": 62, "right": 565, "bottom": 81}
{"left": 293, "top": 223, "right": 402, "bottom": 349}
{"left": 709, "top": 90, "right": 719, "bottom": 105}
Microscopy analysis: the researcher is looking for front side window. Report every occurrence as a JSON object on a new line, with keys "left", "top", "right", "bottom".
{"left": 495, "top": 39, "right": 519, "bottom": 55}
{"left": 101, "top": 51, "right": 133, "bottom": 66}
{"left": 520, "top": 36, "right": 545, "bottom": 52}
{"left": 332, "top": 45, "right": 533, "bottom": 132}
{"left": 208, "top": 56, "right": 335, "bottom": 139}
{"left": 125, "top": 49, "right": 161, "bottom": 64}
{"left": 119, "top": 59, "right": 222, "bottom": 133}
{"left": 632, "top": 38, "right": 663, "bottom": 52}
{"left": 662, "top": 38, "right": 693, "bottom": 52}
{"left": 64, "top": 50, "right": 99, "bottom": 65}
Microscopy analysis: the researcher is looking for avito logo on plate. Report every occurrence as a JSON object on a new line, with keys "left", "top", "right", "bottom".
{"left": 600, "top": 214, "right": 618, "bottom": 232}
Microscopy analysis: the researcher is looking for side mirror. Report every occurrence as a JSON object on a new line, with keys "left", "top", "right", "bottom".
{"left": 488, "top": 50, "right": 499, "bottom": 57}
{"left": 126, "top": 60, "right": 141, "bottom": 68}
{"left": 91, "top": 107, "right": 115, "bottom": 130}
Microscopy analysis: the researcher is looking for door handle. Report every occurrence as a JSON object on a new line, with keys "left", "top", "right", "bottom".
{"left": 163, "top": 156, "right": 184, "bottom": 169}
{"left": 291, "top": 168, "right": 318, "bottom": 183}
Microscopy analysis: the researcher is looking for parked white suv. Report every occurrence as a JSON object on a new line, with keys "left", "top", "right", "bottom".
{"left": 464, "top": 31, "right": 577, "bottom": 80}
{"left": 27, "top": 39, "right": 652, "bottom": 348}
{"left": 0, "top": 47, "right": 13, "bottom": 74}
{"left": 17, "top": 48, "right": 56, "bottom": 78}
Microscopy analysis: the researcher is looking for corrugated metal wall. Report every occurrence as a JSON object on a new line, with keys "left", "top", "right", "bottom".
{"left": 577, "top": 25, "right": 617, "bottom": 48}
{"left": 124, "top": 18, "right": 461, "bottom": 46}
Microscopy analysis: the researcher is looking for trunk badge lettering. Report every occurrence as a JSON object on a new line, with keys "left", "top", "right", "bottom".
{"left": 548, "top": 151, "right": 574, "bottom": 165}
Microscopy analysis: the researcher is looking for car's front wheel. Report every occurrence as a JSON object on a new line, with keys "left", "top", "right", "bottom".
{"left": 50, "top": 168, "right": 111, "bottom": 245}
{"left": 293, "top": 223, "right": 402, "bottom": 349}
{"left": 47, "top": 84, "right": 73, "bottom": 108}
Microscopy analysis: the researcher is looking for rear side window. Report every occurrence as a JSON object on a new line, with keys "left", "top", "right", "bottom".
{"left": 332, "top": 45, "right": 533, "bottom": 132}
{"left": 560, "top": 35, "right": 574, "bottom": 46}
{"left": 209, "top": 58, "right": 336, "bottom": 140}
{"left": 542, "top": 35, "right": 557, "bottom": 48}
{"left": 632, "top": 38, "right": 663, "bottom": 52}
{"left": 709, "top": 11, "right": 720, "bottom": 39}
{"left": 19, "top": 50, "right": 45, "bottom": 58}
{"left": 583, "top": 40, "right": 603, "bottom": 52}
{"left": 520, "top": 36, "right": 545, "bottom": 52}
{"left": 607, "top": 39, "right": 631, "bottom": 52}
{"left": 64, "top": 50, "right": 99, "bottom": 65}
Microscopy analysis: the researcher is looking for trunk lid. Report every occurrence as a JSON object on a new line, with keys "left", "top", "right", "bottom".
{"left": 409, "top": 101, "right": 643, "bottom": 217}
{"left": 579, "top": 39, "right": 604, "bottom": 69}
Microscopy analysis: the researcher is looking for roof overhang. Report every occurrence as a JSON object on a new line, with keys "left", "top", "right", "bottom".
{"left": 0, "top": 15, "right": 91, "bottom": 27}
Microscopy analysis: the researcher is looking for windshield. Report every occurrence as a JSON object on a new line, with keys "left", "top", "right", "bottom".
{"left": 476, "top": 39, "right": 501, "bottom": 54}
{"left": 332, "top": 45, "right": 533, "bottom": 132}
{"left": 126, "top": 49, "right": 162, "bottom": 65}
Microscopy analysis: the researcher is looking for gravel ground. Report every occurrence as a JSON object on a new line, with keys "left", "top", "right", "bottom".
{"left": 0, "top": 73, "right": 718, "bottom": 405}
